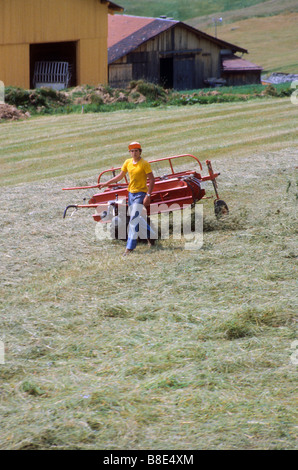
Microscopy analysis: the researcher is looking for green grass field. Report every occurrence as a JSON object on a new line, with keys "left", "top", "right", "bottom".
{"left": 1, "top": 96, "right": 297, "bottom": 449}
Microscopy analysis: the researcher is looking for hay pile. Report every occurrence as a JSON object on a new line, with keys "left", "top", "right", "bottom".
{"left": 67, "top": 84, "right": 147, "bottom": 105}
{"left": 0, "top": 103, "right": 30, "bottom": 121}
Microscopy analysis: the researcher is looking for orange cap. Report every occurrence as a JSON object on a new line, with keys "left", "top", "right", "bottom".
{"left": 128, "top": 141, "right": 141, "bottom": 150}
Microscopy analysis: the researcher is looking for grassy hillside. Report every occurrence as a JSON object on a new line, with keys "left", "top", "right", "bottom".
{"left": 118, "top": 0, "right": 272, "bottom": 21}
{"left": 1, "top": 97, "right": 297, "bottom": 449}
{"left": 188, "top": 0, "right": 298, "bottom": 27}
{"left": 189, "top": 11, "right": 298, "bottom": 74}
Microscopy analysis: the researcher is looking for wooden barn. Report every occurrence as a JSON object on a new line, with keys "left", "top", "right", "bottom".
{"left": 221, "top": 54, "right": 263, "bottom": 86}
{"left": 0, "top": 0, "right": 123, "bottom": 89}
{"left": 108, "top": 15, "right": 261, "bottom": 89}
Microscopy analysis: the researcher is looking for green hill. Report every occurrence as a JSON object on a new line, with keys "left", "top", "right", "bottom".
{"left": 187, "top": 0, "right": 298, "bottom": 27}
{"left": 198, "top": 12, "right": 298, "bottom": 74}
{"left": 187, "top": 0, "right": 298, "bottom": 74}
{"left": 118, "top": 0, "right": 291, "bottom": 21}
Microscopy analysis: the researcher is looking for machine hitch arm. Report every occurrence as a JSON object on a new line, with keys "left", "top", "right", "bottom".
{"left": 63, "top": 205, "right": 78, "bottom": 218}
{"left": 206, "top": 159, "right": 220, "bottom": 199}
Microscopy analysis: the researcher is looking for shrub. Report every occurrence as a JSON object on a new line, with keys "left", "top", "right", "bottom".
{"left": 264, "top": 84, "right": 278, "bottom": 96}
{"left": 277, "top": 85, "right": 292, "bottom": 97}
{"left": 5, "top": 86, "right": 69, "bottom": 112}
{"left": 90, "top": 93, "right": 104, "bottom": 105}
{"left": 36, "top": 87, "right": 69, "bottom": 106}
{"left": 5, "top": 87, "right": 31, "bottom": 107}
{"left": 130, "top": 80, "right": 167, "bottom": 102}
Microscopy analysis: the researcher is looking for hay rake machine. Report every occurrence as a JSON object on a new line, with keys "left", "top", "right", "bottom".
{"left": 62, "top": 154, "right": 229, "bottom": 239}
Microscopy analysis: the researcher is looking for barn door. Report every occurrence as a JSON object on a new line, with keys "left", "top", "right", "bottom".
{"left": 160, "top": 58, "right": 173, "bottom": 88}
{"left": 173, "top": 57, "right": 195, "bottom": 90}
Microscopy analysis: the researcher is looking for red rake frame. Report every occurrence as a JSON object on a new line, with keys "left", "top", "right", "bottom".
{"left": 62, "top": 154, "right": 228, "bottom": 221}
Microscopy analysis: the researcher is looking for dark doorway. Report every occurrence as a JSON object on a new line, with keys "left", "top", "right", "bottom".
{"left": 30, "top": 42, "right": 77, "bottom": 89}
{"left": 160, "top": 57, "right": 173, "bottom": 89}
{"left": 174, "top": 56, "right": 195, "bottom": 90}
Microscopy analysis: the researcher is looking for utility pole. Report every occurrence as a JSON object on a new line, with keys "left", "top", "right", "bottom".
{"left": 212, "top": 17, "right": 222, "bottom": 38}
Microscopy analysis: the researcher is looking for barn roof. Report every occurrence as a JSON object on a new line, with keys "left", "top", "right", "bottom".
{"left": 108, "top": 16, "right": 179, "bottom": 63}
{"left": 108, "top": 15, "right": 164, "bottom": 47}
{"left": 222, "top": 54, "right": 262, "bottom": 72}
{"left": 108, "top": 14, "right": 248, "bottom": 64}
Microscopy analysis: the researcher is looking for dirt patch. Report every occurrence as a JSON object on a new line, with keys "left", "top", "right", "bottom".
{"left": 0, "top": 103, "right": 30, "bottom": 121}
{"left": 67, "top": 84, "right": 146, "bottom": 106}
{"left": 200, "top": 90, "right": 221, "bottom": 96}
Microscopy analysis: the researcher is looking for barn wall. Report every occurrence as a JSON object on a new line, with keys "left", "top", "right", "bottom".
{"left": 0, "top": 0, "right": 107, "bottom": 44}
{"left": 222, "top": 70, "right": 261, "bottom": 86}
{"left": 0, "top": 0, "right": 110, "bottom": 88}
{"left": 109, "top": 24, "right": 223, "bottom": 90}
{"left": 0, "top": 44, "right": 29, "bottom": 87}
{"left": 77, "top": 37, "right": 108, "bottom": 86}
{"left": 109, "top": 63, "right": 132, "bottom": 88}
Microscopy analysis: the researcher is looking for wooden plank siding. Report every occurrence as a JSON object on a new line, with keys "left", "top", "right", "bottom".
{"left": 0, "top": 0, "right": 108, "bottom": 44}
{"left": 0, "top": 0, "right": 122, "bottom": 88}
{"left": 109, "top": 24, "right": 222, "bottom": 90}
{"left": 0, "top": 44, "right": 29, "bottom": 88}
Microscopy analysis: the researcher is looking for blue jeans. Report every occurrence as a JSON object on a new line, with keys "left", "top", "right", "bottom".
{"left": 126, "top": 192, "right": 155, "bottom": 250}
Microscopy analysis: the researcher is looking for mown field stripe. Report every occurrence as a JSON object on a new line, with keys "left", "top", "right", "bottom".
{"left": 0, "top": 98, "right": 297, "bottom": 186}
{"left": 2, "top": 109, "right": 296, "bottom": 165}
{"left": 1, "top": 131, "right": 296, "bottom": 186}
{"left": 0, "top": 99, "right": 294, "bottom": 156}
{"left": 0, "top": 97, "right": 292, "bottom": 144}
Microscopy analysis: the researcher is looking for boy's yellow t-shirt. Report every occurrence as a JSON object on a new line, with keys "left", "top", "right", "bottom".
{"left": 121, "top": 158, "right": 152, "bottom": 193}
